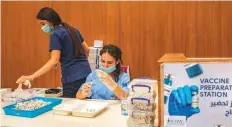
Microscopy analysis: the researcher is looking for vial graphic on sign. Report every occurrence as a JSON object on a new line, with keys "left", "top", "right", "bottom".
{"left": 168, "top": 85, "right": 200, "bottom": 119}
{"left": 184, "top": 64, "right": 203, "bottom": 78}
{"left": 190, "top": 85, "right": 200, "bottom": 113}
{"left": 164, "top": 74, "right": 174, "bottom": 104}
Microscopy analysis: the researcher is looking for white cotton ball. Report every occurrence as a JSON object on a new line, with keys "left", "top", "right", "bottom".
{"left": 24, "top": 80, "right": 31, "bottom": 88}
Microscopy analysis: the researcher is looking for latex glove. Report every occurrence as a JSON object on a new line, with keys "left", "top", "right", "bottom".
{"left": 168, "top": 85, "right": 200, "bottom": 119}
{"left": 16, "top": 75, "right": 32, "bottom": 89}
{"left": 81, "top": 82, "right": 92, "bottom": 97}
{"left": 17, "top": 80, "right": 31, "bottom": 89}
{"left": 96, "top": 69, "right": 118, "bottom": 91}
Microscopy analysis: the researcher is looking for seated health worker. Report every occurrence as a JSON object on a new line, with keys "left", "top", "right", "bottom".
{"left": 76, "top": 44, "right": 130, "bottom": 100}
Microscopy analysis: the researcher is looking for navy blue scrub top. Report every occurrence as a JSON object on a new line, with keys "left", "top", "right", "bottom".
{"left": 49, "top": 26, "right": 91, "bottom": 84}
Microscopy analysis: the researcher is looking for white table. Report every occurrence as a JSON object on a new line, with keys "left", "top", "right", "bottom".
{"left": 1, "top": 99, "right": 128, "bottom": 127}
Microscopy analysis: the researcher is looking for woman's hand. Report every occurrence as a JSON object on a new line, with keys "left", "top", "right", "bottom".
{"left": 16, "top": 75, "right": 33, "bottom": 88}
{"left": 96, "top": 69, "right": 113, "bottom": 82}
{"left": 81, "top": 82, "right": 92, "bottom": 97}
{"left": 96, "top": 70, "right": 118, "bottom": 91}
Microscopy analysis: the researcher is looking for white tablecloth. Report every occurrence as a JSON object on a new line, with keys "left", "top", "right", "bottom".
{"left": 1, "top": 99, "right": 128, "bottom": 127}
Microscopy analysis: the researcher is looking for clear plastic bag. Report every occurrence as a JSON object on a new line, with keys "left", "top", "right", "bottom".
{"left": 127, "top": 111, "right": 155, "bottom": 127}
{"left": 128, "top": 97, "right": 156, "bottom": 112}
{"left": 128, "top": 79, "right": 157, "bottom": 96}
{"left": 1, "top": 89, "right": 36, "bottom": 107}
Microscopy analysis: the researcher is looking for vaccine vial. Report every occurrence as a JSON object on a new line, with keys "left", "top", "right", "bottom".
{"left": 121, "top": 92, "right": 129, "bottom": 116}
{"left": 121, "top": 100, "right": 129, "bottom": 116}
{"left": 190, "top": 85, "right": 200, "bottom": 113}
{"left": 82, "top": 82, "right": 93, "bottom": 98}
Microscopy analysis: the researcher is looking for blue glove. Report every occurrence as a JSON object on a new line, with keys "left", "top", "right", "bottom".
{"left": 168, "top": 85, "right": 200, "bottom": 119}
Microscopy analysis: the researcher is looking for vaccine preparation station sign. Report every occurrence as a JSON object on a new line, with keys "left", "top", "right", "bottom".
{"left": 163, "top": 63, "right": 232, "bottom": 127}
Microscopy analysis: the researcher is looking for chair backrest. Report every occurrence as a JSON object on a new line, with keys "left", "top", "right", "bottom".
{"left": 121, "top": 65, "right": 130, "bottom": 81}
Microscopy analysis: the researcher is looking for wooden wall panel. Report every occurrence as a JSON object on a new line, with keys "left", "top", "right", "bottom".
{"left": 184, "top": 2, "right": 197, "bottom": 57}
{"left": 160, "top": 2, "right": 175, "bottom": 55}
{"left": 1, "top": 1, "right": 57, "bottom": 89}
{"left": 142, "top": 2, "right": 162, "bottom": 78}
{"left": 173, "top": 2, "right": 185, "bottom": 53}
{"left": 105, "top": 2, "right": 120, "bottom": 46}
{"left": 63, "top": 2, "right": 107, "bottom": 46}
{"left": 2, "top": 1, "right": 232, "bottom": 90}
{"left": 197, "top": 2, "right": 215, "bottom": 57}
{"left": 220, "top": 2, "right": 232, "bottom": 57}
{"left": 119, "top": 2, "right": 144, "bottom": 78}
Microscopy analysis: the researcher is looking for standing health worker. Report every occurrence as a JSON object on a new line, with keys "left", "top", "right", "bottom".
{"left": 16, "top": 7, "right": 91, "bottom": 98}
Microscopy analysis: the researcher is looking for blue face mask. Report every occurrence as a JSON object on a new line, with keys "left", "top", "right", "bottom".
{"left": 99, "top": 65, "right": 116, "bottom": 74}
{"left": 41, "top": 24, "right": 53, "bottom": 33}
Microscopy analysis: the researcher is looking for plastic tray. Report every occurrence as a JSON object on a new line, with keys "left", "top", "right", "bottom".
{"left": 3, "top": 97, "right": 62, "bottom": 118}
{"left": 52, "top": 100, "right": 108, "bottom": 118}
{"left": 72, "top": 101, "right": 108, "bottom": 118}
{"left": 53, "top": 101, "right": 84, "bottom": 116}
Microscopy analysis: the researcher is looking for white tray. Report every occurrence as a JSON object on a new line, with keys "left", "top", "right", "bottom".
{"left": 72, "top": 101, "right": 108, "bottom": 118}
{"left": 53, "top": 100, "right": 84, "bottom": 115}
{"left": 53, "top": 100, "right": 108, "bottom": 117}
{"left": 53, "top": 104, "right": 76, "bottom": 116}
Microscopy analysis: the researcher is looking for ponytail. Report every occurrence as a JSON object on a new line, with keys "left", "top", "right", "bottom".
{"left": 63, "top": 22, "right": 85, "bottom": 58}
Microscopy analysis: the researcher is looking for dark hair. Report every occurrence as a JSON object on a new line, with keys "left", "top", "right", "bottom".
{"left": 36, "top": 7, "right": 84, "bottom": 58}
{"left": 100, "top": 44, "right": 123, "bottom": 82}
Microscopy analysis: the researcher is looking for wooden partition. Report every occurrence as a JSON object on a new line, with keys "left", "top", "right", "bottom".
{"left": 2, "top": 2, "right": 232, "bottom": 90}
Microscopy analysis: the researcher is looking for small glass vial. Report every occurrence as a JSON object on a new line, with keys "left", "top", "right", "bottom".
{"left": 121, "top": 92, "right": 129, "bottom": 116}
